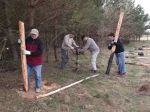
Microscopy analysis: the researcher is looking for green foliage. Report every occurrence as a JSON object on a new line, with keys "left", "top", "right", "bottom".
{"left": 0, "top": 0, "right": 150, "bottom": 41}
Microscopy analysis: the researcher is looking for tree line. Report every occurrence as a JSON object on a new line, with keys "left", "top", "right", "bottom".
{"left": 0, "top": 0, "right": 149, "bottom": 63}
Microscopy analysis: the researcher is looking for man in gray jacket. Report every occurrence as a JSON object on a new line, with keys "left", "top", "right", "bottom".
{"left": 61, "top": 34, "right": 79, "bottom": 69}
{"left": 79, "top": 35, "right": 100, "bottom": 73}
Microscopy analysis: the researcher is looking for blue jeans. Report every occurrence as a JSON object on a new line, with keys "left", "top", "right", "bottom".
{"left": 115, "top": 52, "right": 126, "bottom": 74}
{"left": 27, "top": 65, "right": 42, "bottom": 89}
{"left": 60, "top": 48, "right": 69, "bottom": 69}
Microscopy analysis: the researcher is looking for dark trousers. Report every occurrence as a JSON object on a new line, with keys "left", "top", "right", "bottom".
{"left": 60, "top": 48, "right": 69, "bottom": 69}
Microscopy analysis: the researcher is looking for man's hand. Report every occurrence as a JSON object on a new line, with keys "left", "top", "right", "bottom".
{"left": 75, "top": 45, "right": 79, "bottom": 48}
{"left": 22, "top": 49, "right": 31, "bottom": 55}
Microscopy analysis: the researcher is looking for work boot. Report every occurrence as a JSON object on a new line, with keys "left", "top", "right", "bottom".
{"left": 90, "top": 69, "right": 98, "bottom": 73}
{"left": 122, "top": 73, "right": 128, "bottom": 77}
{"left": 117, "top": 73, "right": 128, "bottom": 77}
{"left": 90, "top": 69, "right": 94, "bottom": 72}
{"left": 93, "top": 70, "right": 97, "bottom": 73}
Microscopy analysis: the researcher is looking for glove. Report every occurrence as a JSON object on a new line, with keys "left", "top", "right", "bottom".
{"left": 113, "top": 42, "right": 117, "bottom": 46}
{"left": 108, "top": 44, "right": 112, "bottom": 50}
{"left": 18, "top": 39, "right": 22, "bottom": 44}
{"left": 22, "top": 49, "right": 31, "bottom": 55}
{"left": 108, "top": 41, "right": 117, "bottom": 50}
{"left": 78, "top": 49, "right": 84, "bottom": 54}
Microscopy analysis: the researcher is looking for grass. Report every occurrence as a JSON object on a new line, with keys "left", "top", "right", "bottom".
{"left": 0, "top": 41, "right": 150, "bottom": 112}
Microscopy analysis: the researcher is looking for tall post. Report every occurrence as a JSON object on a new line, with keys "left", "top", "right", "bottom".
{"left": 18, "top": 21, "right": 28, "bottom": 92}
{"left": 111, "top": 12, "right": 124, "bottom": 53}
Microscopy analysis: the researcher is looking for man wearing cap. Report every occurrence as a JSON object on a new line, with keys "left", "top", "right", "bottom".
{"left": 22, "top": 28, "right": 44, "bottom": 92}
{"left": 61, "top": 34, "right": 79, "bottom": 69}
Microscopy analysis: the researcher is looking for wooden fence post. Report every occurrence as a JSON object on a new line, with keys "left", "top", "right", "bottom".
{"left": 18, "top": 21, "right": 28, "bottom": 92}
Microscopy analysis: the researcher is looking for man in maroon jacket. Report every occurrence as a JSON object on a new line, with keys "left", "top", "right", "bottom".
{"left": 22, "top": 29, "right": 44, "bottom": 93}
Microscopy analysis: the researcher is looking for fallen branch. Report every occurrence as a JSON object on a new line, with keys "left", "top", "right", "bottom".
{"left": 36, "top": 74, "right": 99, "bottom": 99}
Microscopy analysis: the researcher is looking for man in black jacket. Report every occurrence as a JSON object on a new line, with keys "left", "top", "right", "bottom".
{"left": 108, "top": 33, "right": 127, "bottom": 76}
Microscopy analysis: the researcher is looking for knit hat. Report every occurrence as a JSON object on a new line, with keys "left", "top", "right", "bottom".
{"left": 30, "top": 29, "right": 39, "bottom": 37}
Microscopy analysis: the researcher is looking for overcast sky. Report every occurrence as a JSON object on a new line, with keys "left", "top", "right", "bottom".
{"left": 135, "top": 0, "right": 150, "bottom": 15}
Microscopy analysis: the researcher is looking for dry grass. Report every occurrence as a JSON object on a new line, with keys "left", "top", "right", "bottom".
{"left": 0, "top": 41, "right": 150, "bottom": 112}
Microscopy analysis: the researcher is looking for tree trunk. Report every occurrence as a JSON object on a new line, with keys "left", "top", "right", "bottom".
{"left": 138, "top": 36, "right": 141, "bottom": 41}
{"left": 45, "top": 33, "right": 50, "bottom": 63}
{"left": 4, "top": 1, "right": 18, "bottom": 61}
{"left": 54, "top": 30, "right": 58, "bottom": 62}
{"left": 28, "top": 0, "right": 36, "bottom": 28}
{"left": 29, "top": 8, "right": 35, "bottom": 28}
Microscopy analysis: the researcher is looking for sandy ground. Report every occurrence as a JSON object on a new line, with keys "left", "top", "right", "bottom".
{"left": 16, "top": 79, "right": 61, "bottom": 100}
